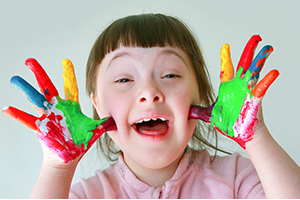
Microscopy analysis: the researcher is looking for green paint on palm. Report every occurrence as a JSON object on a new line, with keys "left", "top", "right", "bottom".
{"left": 55, "top": 98, "right": 107, "bottom": 149}
{"left": 210, "top": 68, "right": 252, "bottom": 137}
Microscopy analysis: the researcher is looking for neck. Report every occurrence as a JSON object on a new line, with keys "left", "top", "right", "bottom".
{"left": 123, "top": 151, "right": 185, "bottom": 187}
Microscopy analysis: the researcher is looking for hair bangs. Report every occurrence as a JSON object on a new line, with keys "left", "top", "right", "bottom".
{"left": 102, "top": 14, "right": 194, "bottom": 56}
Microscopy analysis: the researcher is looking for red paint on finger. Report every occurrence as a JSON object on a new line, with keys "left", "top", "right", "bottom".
{"left": 237, "top": 35, "right": 262, "bottom": 74}
{"left": 188, "top": 104, "right": 213, "bottom": 123}
{"left": 25, "top": 58, "right": 58, "bottom": 101}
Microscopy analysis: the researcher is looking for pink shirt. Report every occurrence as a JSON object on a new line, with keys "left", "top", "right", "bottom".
{"left": 69, "top": 148, "right": 265, "bottom": 198}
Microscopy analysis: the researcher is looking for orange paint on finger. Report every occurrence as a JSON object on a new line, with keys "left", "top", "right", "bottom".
{"left": 251, "top": 69, "right": 279, "bottom": 98}
{"left": 62, "top": 59, "right": 79, "bottom": 104}
{"left": 2, "top": 106, "right": 39, "bottom": 131}
{"left": 220, "top": 44, "right": 234, "bottom": 83}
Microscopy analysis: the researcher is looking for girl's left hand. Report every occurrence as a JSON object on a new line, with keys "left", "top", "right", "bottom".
{"left": 189, "top": 35, "right": 279, "bottom": 149}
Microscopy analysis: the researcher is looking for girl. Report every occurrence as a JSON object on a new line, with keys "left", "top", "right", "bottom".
{"left": 3, "top": 13, "right": 300, "bottom": 198}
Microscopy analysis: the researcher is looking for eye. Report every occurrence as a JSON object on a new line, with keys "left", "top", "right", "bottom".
{"left": 115, "top": 78, "right": 133, "bottom": 83}
{"left": 162, "top": 74, "right": 181, "bottom": 79}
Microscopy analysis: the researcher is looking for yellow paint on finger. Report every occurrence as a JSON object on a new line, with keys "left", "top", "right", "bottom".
{"left": 220, "top": 44, "right": 234, "bottom": 83}
{"left": 62, "top": 59, "right": 79, "bottom": 104}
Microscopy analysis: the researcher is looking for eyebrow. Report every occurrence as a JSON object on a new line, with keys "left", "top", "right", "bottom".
{"left": 107, "top": 52, "right": 131, "bottom": 69}
{"left": 161, "top": 49, "right": 188, "bottom": 66}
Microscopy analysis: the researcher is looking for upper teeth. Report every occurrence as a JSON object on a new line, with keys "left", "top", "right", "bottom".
{"left": 136, "top": 117, "right": 166, "bottom": 124}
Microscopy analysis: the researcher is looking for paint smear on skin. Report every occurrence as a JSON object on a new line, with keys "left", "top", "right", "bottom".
{"left": 36, "top": 111, "right": 80, "bottom": 162}
{"left": 234, "top": 96, "right": 260, "bottom": 142}
{"left": 55, "top": 97, "right": 107, "bottom": 149}
{"left": 210, "top": 68, "right": 252, "bottom": 138}
{"left": 34, "top": 96, "right": 111, "bottom": 162}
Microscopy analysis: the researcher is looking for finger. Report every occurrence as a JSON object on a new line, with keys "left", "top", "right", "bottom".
{"left": 25, "top": 58, "right": 58, "bottom": 102}
{"left": 188, "top": 104, "right": 213, "bottom": 123}
{"left": 251, "top": 69, "right": 279, "bottom": 98}
{"left": 248, "top": 45, "right": 273, "bottom": 82}
{"left": 97, "top": 117, "right": 117, "bottom": 132}
{"left": 2, "top": 106, "right": 39, "bottom": 131}
{"left": 220, "top": 44, "right": 234, "bottom": 83}
{"left": 10, "top": 76, "right": 50, "bottom": 110}
{"left": 237, "top": 35, "right": 262, "bottom": 75}
{"left": 89, "top": 117, "right": 117, "bottom": 147}
{"left": 62, "top": 59, "right": 79, "bottom": 104}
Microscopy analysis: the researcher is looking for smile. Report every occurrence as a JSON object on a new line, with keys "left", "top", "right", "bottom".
{"left": 132, "top": 117, "right": 170, "bottom": 138}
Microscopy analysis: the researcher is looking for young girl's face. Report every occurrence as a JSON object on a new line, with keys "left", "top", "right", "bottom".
{"left": 92, "top": 46, "right": 200, "bottom": 171}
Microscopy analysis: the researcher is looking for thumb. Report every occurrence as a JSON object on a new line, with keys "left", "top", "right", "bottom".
{"left": 188, "top": 104, "right": 214, "bottom": 123}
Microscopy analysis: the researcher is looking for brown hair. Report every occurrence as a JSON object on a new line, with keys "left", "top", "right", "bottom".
{"left": 86, "top": 13, "right": 228, "bottom": 162}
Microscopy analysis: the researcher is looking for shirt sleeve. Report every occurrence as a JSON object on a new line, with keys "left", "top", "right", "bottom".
{"left": 69, "top": 171, "right": 107, "bottom": 199}
{"left": 69, "top": 178, "right": 87, "bottom": 199}
{"left": 234, "top": 154, "right": 266, "bottom": 199}
{"left": 69, "top": 170, "right": 118, "bottom": 199}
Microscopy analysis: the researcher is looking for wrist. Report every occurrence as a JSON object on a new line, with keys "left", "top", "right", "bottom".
{"left": 41, "top": 156, "right": 79, "bottom": 179}
{"left": 245, "top": 124, "right": 273, "bottom": 154}
{"left": 30, "top": 158, "right": 78, "bottom": 199}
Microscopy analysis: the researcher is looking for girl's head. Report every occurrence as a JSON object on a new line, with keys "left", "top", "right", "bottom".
{"left": 86, "top": 13, "right": 218, "bottom": 163}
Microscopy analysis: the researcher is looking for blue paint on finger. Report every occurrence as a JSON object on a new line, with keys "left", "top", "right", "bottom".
{"left": 248, "top": 45, "right": 273, "bottom": 81}
{"left": 10, "top": 76, "right": 49, "bottom": 110}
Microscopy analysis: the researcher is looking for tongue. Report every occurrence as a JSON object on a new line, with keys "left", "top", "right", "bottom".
{"left": 137, "top": 121, "right": 168, "bottom": 135}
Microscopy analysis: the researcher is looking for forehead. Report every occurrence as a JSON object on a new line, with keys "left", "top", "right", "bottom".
{"left": 100, "top": 46, "right": 192, "bottom": 69}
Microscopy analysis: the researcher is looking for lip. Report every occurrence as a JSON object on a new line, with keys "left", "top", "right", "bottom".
{"left": 131, "top": 114, "right": 172, "bottom": 142}
{"left": 132, "top": 124, "right": 171, "bottom": 142}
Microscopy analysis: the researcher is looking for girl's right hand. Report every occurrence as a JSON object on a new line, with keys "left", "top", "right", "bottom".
{"left": 3, "top": 58, "right": 117, "bottom": 165}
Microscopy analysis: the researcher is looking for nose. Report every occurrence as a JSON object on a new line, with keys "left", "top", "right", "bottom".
{"left": 138, "top": 82, "right": 164, "bottom": 104}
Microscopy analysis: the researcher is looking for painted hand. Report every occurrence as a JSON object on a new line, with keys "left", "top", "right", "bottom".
{"left": 3, "top": 58, "right": 117, "bottom": 163}
{"left": 189, "top": 35, "right": 279, "bottom": 149}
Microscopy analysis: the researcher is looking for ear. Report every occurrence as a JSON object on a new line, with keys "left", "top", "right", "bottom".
{"left": 90, "top": 92, "right": 99, "bottom": 110}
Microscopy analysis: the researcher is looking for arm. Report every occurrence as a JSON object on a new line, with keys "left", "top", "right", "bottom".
{"left": 30, "top": 149, "right": 78, "bottom": 199}
{"left": 246, "top": 124, "right": 300, "bottom": 198}
{"left": 189, "top": 35, "right": 300, "bottom": 198}
{"left": 3, "top": 58, "right": 117, "bottom": 198}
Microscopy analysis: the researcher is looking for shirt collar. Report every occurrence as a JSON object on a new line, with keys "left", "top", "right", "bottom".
{"left": 116, "top": 146, "right": 193, "bottom": 193}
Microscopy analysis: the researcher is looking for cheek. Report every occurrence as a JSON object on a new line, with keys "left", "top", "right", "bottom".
{"left": 96, "top": 86, "right": 132, "bottom": 126}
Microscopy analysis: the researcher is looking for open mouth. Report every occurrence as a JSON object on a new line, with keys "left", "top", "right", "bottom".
{"left": 133, "top": 117, "right": 169, "bottom": 136}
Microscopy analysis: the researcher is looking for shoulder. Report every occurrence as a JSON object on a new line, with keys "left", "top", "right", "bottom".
{"left": 191, "top": 149, "right": 255, "bottom": 177}
{"left": 69, "top": 162, "right": 120, "bottom": 199}
{"left": 188, "top": 149, "right": 265, "bottom": 198}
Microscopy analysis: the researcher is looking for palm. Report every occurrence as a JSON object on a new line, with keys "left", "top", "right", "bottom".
{"left": 189, "top": 35, "right": 279, "bottom": 149}
{"left": 3, "top": 58, "right": 116, "bottom": 163}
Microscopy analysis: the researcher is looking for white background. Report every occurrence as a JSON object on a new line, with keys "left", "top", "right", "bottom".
{"left": 1, "top": 0, "right": 299, "bottom": 198}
